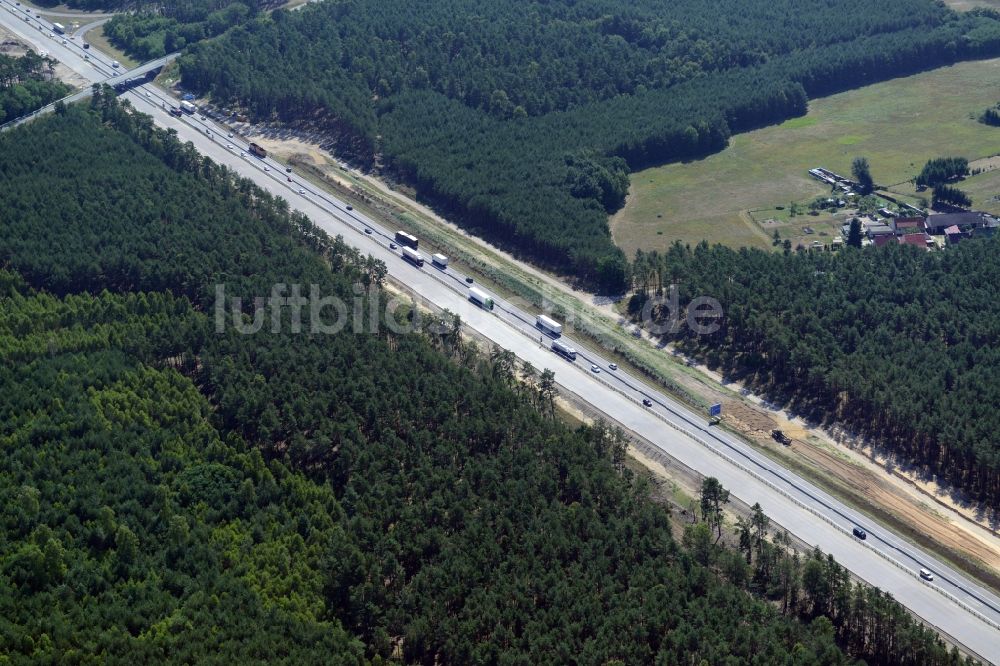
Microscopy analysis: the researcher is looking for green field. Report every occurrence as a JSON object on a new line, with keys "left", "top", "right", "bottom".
{"left": 611, "top": 58, "right": 1000, "bottom": 256}
{"left": 959, "top": 167, "right": 1000, "bottom": 214}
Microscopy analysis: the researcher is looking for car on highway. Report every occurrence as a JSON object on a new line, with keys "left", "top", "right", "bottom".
{"left": 285, "top": 167, "right": 292, "bottom": 173}
{"left": 608, "top": 363, "right": 618, "bottom": 370}
{"left": 61, "top": 39, "right": 66, "bottom": 44}
{"left": 852, "top": 527, "right": 867, "bottom": 540}
{"left": 364, "top": 228, "right": 372, "bottom": 235}
{"left": 771, "top": 429, "right": 792, "bottom": 446}
{"left": 226, "top": 144, "right": 233, "bottom": 149}
{"left": 590, "top": 364, "right": 601, "bottom": 374}
{"left": 240, "top": 152, "right": 245, "bottom": 157}
{"left": 227, "top": 132, "right": 233, "bottom": 138}
{"left": 111, "top": 60, "right": 120, "bottom": 68}
{"left": 919, "top": 568, "right": 934, "bottom": 581}
{"left": 144, "top": 91, "right": 150, "bottom": 97}
{"left": 298, "top": 188, "right": 305, "bottom": 194}
{"left": 642, "top": 398, "right": 654, "bottom": 407}
{"left": 465, "top": 276, "right": 473, "bottom": 283}
{"left": 390, "top": 242, "right": 398, "bottom": 250}
{"left": 346, "top": 205, "right": 353, "bottom": 211}
{"left": 48, "top": 32, "right": 53, "bottom": 37}
{"left": 82, "top": 43, "right": 90, "bottom": 49}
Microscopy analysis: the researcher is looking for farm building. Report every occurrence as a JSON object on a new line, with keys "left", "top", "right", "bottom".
{"left": 925, "top": 211, "right": 996, "bottom": 234}
{"left": 866, "top": 223, "right": 894, "bottom": 238}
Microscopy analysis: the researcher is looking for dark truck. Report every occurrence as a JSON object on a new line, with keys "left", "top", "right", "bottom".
{"left": 771, "top": 429, "right": 792, "bottom": 446}
{"left": 248, "top": 142, "right": 266, "bottom": 159}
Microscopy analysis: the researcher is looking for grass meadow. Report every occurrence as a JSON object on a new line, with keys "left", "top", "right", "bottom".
{"left": 611, "top": 58, "right": 1000, "bottom": 255}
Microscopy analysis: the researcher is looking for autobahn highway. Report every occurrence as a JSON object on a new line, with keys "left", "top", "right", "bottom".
{"left": 1, "top": 5, "right": 998, "bottom": 660}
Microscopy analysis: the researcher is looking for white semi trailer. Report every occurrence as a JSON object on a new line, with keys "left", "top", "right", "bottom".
{"left": 401, "top": 246, "right": 425, "bottom": 267}
{"left": 535, "top": 314, "right": 563, "bottom": 337}
{"left": 468, "top": 287, "right": 494, "bottom": 311}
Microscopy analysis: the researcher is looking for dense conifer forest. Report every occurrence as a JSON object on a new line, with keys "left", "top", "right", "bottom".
{"left": 0, "top": 98, "right": 970, "bottom": 663}
{"left": 632, "top": 241, "right": 1000, "bottom": 506}
{"left": 168, "top": 0, "right": 1000, "bottom": 289}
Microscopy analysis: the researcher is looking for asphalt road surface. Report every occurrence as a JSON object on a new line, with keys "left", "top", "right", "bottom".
{"left": 1, "top": 4, "right": 998, "bottom": 660}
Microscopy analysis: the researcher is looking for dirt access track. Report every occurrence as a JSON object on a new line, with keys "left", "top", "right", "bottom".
{"left": 720, "top": 396, "right": 1000, "bottom": 585}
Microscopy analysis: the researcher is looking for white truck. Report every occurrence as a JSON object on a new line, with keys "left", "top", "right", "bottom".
{"left": 468, "top": 287, "right": 494, "bottom": 311}
{"left": 431, "top": 253, "right": 449, "bottom": 268}
{"left": 551, "top": 340, "right": 577, "bottom": 360}
{"left": 401, "top": 246, "right": 424, "bottom": 267}
{"left": 535, "top": 314, "right": 563, "bottom": 337}
{"left": 179, "top": 100, "right": 197, "bottom": 114}
{"left": 52, "top": 22, "right": 65, "bottom": 34}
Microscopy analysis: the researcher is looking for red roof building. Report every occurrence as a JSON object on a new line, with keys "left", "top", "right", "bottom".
{"left": 898, "top": 233, "right": 929, "bottom": 249}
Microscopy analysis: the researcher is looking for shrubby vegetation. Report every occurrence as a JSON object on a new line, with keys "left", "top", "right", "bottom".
{"left": 0, "top": 97, "right": 967, "bottom": 663}
{"left": 176, "top": 0, "right": 1000, "bottom": 290}
{"left": 0, "top": 52, "right": 71, "bottom": 124}
{"left": 632, "top": 241, "right": 1000, "bottom": 506}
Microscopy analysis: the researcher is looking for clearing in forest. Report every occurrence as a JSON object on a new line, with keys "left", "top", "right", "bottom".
{"left": 943, "top": 0, "right": 1000, "bottom": 10}
{"left": 611, "top": 58, "right": 1000, "bottom": 255}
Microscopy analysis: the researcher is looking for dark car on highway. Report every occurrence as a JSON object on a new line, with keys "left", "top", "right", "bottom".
{"left": 852, "top": 527, "right": 867, "bottom": 540}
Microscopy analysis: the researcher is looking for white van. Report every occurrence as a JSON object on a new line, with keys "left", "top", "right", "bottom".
{"left": 919, "top": 568, "right": 934, "bottom": 581}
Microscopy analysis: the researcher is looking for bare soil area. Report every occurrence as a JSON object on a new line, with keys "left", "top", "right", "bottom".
{"left": 720, "top": 396, "right": 1000, "bottom": 586}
